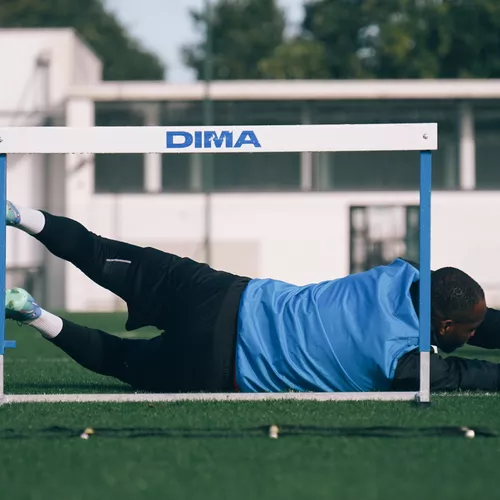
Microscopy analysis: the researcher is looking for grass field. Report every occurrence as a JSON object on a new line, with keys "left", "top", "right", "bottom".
{"left": 2, "top": 313, "right": 500, "bottom": 500}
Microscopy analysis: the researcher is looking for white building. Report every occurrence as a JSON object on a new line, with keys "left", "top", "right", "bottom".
{"left": 2, "top": 28, "right": 500, "bottom": 311}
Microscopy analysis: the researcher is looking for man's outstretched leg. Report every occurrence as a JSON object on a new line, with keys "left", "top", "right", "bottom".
{"left": 6, "top": 201, "right": 142, "bottom": 308}
{"left": 5, "top": 287, "right": 176, "bottom": 391}
{"left": 6, "top": 201, "right": 250, "bottom": 391}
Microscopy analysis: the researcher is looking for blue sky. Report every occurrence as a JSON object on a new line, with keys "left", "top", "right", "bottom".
{"left": 104, "top": 0, "right": 304, "bottom": 82}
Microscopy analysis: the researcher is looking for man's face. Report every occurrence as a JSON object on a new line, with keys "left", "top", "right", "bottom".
{"left": 434, "top": 299, "right": 487, "bottom": 353}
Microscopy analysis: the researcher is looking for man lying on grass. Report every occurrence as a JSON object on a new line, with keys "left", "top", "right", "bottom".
{"left": 4, "top": 200, "right": 500, "bottom": 393}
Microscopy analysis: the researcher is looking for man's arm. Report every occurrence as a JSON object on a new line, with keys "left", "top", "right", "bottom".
{"left": 392, "top": 348, "right": 500, "bottom": 391}
{"left": 468, "top": 308, "right": 500, "bottom": 349}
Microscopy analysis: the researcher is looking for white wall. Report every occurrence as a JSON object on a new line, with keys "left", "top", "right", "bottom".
{"left": 0, "top": 29, "right": 102, "bottom": 307}
{"left": 59, "top": 191, "right": 500, "bottom": 311}
{"left": 0, "top": 28, "right": 102, "bottom": 124}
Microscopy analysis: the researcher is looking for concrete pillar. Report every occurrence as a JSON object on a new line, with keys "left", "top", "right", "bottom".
{"left": 313, "top": 152, "right": 332, "bottom": 191}
{"left": 190, "top": 154, "right": 203, "bottom": 192}
{"left": 64, "top": 97, "right": 94, "bottom": 310}
{"left": 459, "top": 102, "right": 476, "bottom": 190}
{"left": 300, "top": 103, "right": 313, "bottom": 191}
{"left": 143, "top": 104, "right": 162, "bottom": 192}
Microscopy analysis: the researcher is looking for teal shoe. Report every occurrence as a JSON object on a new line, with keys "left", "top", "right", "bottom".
{"left": 6, "top": 201, "right": 20, "bottom": 226}
{"left": 5, "top": 288, "right": 41, "bottom": 322}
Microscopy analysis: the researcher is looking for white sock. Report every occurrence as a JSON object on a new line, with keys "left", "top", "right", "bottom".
{"left": 16, "top": 206, "right": 46, "bottom": 235}
{"left": 27, "top": 309, "right": 63, "bottom": 340}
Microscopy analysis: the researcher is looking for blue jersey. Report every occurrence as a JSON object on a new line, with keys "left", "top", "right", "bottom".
{"left": 235, "top": 259, "right": 420, "bottom": 392}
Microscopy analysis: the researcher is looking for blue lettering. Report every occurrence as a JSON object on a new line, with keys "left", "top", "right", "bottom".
{"left": 234, "top": 130, "right": 261, "bottom": 148}
{"left": 166, "top": 130, "right": 261, "bottom": 149}
{"left": 166, "top": 131, "right": 192, "bottom": 149}
{"left": 204, "top": 131, "right": 233, "bottom": 148}
{"left": 194, "top": 131, "right": 203, "bottom": 149}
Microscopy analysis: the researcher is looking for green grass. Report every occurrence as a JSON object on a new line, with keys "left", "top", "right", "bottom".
{"left": 2, "top": 313, "right": 500, "bottom": 500}
{"left": 4, "top": 313, "right": 156, "bottom": 394}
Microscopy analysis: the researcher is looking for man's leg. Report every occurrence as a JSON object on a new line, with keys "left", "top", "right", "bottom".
{"left": 5, "top": 288, "right": 175, "bottom": 391}
{"left": 6, "top": 201, "right": 249, "bottom": 391}
{"left": 7, "top": 201, "right": 148, "bottom": 308}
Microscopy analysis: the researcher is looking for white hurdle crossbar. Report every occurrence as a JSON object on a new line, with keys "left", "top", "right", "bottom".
{"left": 0, "top": 123, "right": 437, "bottom": 404}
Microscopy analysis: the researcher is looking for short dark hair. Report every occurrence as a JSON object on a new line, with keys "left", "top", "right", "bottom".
{"left": 431, "top": 267, "right": 484, "bottom": 322}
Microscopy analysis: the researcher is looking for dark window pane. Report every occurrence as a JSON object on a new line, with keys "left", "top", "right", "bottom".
{"left": 94, "top": 154, "right": 144, "bottom": 193}
{"left": 213, "top": 153, "right": 300, "bottom": 191}
{"left": 310, "top": 100, "right": 457, "bottom": 125}
{"left": 476, "top": 138, "right": 500, "bottom": 189}
{"left": 314, "top": 143, "right": 456, "bottom": 191}
{"left": 162, "top": 154, "right": 192, "bottom": 192}
{"left": 212, "top": 101, "right": 302, "bottom": 125}
{"left": 310, "top": 100, "right": 458, "bottom": 191}
{"left": 162, "top": 100, "right": 302, "bottom": 127}
{"left": 349, "top": 205, "right": 419, "bottom": 274}
{"left": 94, "top": 103, "right": 144, "bottom": 193}
{"left": 474, "top": 101, "right": 500, "bottom": 189}
{"left": 318, "top": 151, "right": 418, "bottom": 190}
{"left": 162, "top": 101, "right": 203, "bottom": 126}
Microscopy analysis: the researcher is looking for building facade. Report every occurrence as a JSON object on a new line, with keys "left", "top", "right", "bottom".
{"left": 2, "top": 28, "right": 500, "bottom": 310}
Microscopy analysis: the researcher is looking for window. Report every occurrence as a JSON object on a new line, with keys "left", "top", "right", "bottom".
{"left": 310, "top": 100, "right": 458, "bottom": 191}
{"left": 313, "top": 138, "right": 457, "bottom": 191}
{"left": 161, "top": 101, "right": 302, "bottom": 192}
{"left": 212, "top": 153, "right": 300, "bottom": 192}
{"left": 475, "top": 134, "right": 500, "bottom": 189}
{"left": 162, "top": 154, "right": 192, "bottom": 192}
{"left": 94, "top": 104, "right": 144, "bottom": 193}
{"left": 476, "top": 138, "right": 500, "bottom": 189}
{"left": 95, "top": 154, "right": 144, "bottom": 193}
{"left": 350, "top": 205, "right": 419, "bottom": 274}
{"left": 469, "top": 102, "right": 500, "bottom": 189}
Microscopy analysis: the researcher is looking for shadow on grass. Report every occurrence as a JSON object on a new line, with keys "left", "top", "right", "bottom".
{"left": 0, "top": 425, "right": 497, "bottom": 440}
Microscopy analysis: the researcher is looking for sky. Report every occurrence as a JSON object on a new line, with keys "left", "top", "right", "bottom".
{"left": 104, "top": 0, "right": 305, "bottom": 82}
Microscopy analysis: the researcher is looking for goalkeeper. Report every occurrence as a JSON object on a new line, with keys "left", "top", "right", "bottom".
{"left": 5, "top": 201, "right": 500, "bottom": 393}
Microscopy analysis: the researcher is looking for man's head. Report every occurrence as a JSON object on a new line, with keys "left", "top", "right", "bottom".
{"left": 431, "top": 267, "right": 486, "bottom": 353}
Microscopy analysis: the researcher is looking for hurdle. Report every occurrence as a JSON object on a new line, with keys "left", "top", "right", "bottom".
{"left": 0, "top": 123, "right": 437, "bottom": 404}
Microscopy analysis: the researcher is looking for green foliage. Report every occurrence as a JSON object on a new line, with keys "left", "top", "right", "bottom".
{"left": 185, "top": 0, "right": 500, "bottom": 80}
{"left": 0, "top": 0, "right": 165, "bottom": 80}
{"left": 259, "top": 38, "right": 330, "bottom": 79}
{"left": 304, "top": 0, "right": 500, "bottom": 79}
{"left": 438, "top": 0, "right": 500, "bottom": 78}
{"left": 302, "top": 0, "right": 369, "bottom": 78}
{"left": 183, "top": 0, "right": 286, "bottom": 79}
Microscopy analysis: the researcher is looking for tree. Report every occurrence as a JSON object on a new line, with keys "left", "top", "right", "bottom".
{"left": 0, "top": 0, "right": 165, "bottom": 80}
{"left": 258, "top": 38, "right": 330, "bottom": 79}
{"left": 302, "top": 0, "right": 370, "bottom": 79}
{"left": 302, "top": 0, "right": 500, "bottom": 79}
{"left": 184, "top": 0, "right": 500, "bottom": 81}
{"left": 439, "top": 0, "right": 500, "bottom": 78}
{"left": 183, "top": 0, "right": 286, "bottom": 80}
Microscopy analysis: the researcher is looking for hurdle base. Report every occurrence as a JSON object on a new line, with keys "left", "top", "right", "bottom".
{"left": 413, "top": 397, "right": 432, "bottom": 408}
{"left": 0, "top": 391, "right": 422, "bottom": 404}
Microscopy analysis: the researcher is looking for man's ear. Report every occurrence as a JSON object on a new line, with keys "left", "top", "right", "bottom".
{"left": 440, "top": 319, "right": 453, "bottom": 334}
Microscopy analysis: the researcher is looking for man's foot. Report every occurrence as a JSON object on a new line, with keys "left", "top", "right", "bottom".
{"left": 6, "top": 201, "right": 20, "bottom": 226}
{"left": 5, "top": 288, "right": 41, "bottom": 322}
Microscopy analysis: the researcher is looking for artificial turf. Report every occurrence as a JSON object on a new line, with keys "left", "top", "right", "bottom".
{"left": 2, "top": 313, "right": 500, "bottom": 500}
